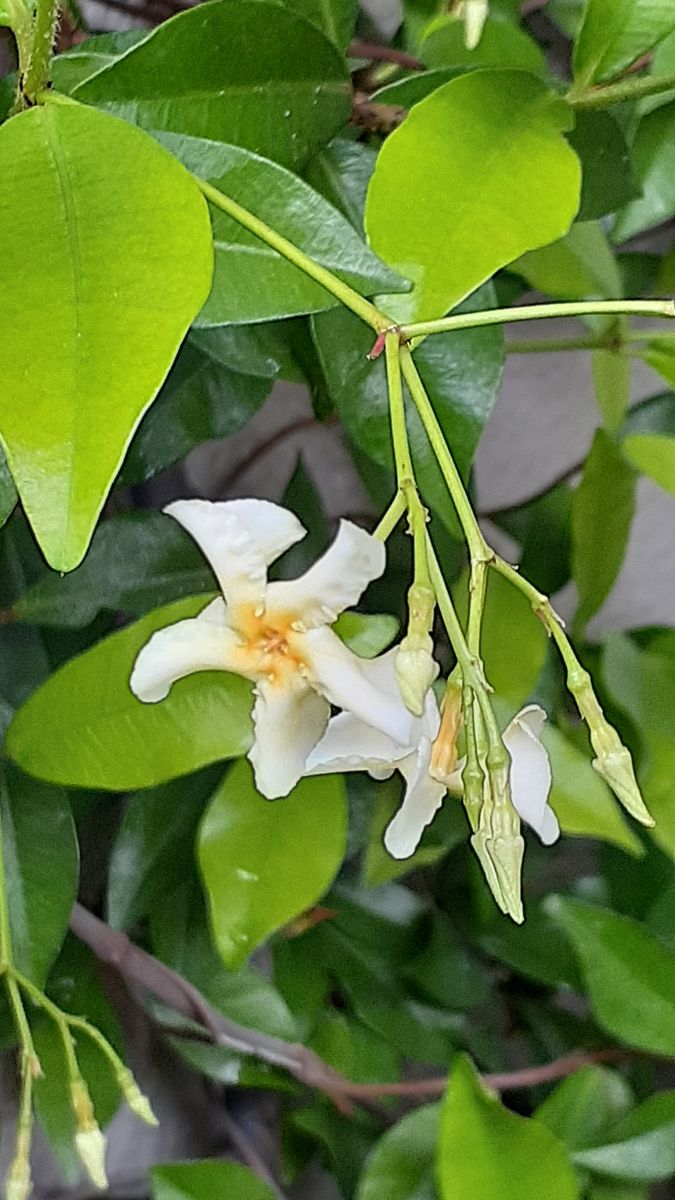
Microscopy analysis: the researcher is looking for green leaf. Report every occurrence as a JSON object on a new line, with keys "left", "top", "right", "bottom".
{"left": 15, "top": 511, "right": 215, "bottom": 627}
{"left": 613, "top": 102, "right": 675, "bottom": 243}
{"left": 152, "top": 1161, "right": 276, "bottom": 1200}
{"left": 106, "top": 765, "right": 224, "bottom": 929}
{"left": 6, "top": 596, "right": 253, "bottom": 790}
{"left": 364, "top": 70, "right": 581, "bottom": 324}
{"left": 492, "top": 482, "right": 573, "bottom": 594}
{"left": 574, "top": 1092, "right": 675, "bottom": 1182}
{"left": 421, "top": 13, "right": 546, "bottom": 74}
{"left": 332, "top": 611, "right": 399, "bottom": 658}
{"left": 623, "top": 432, "right": 675, "bottom": 494}
{"left": 279, "top": 0, "right": 357, "bottom": 48}
{"left": 0, "top": 449, "right": 17, "bottom": 530}
{"left": 0, "top": 764, "right": 78, "bottom": 985}
{"left": 437, "top": 1055, "right": 580, "bottom": 1200}
{"left": 638, "top": 340, "right": 675, "bottom": 390}
{"left": 592, "top": 346, "right": 631, "bottom": 433}
{"left": 312, "top": 295, "right": 504, "bottom": 531}
{"left": 573, "top": 0, "right": 675, "bottom": 88}
{"left": 372, "top": 67, "right": 465, "bottom": 109}
{"left": 363, "top": 777, "right": 467, "bottom": 887}
{"left": 571, "top": 429, "right": 636, "bottom": 629}
{"left": 305, "top": 137, "right": 379, "bottom": 230}
{"left": 515, "top": 221, "right": 623, "bottom": 301}
{"left": 536, "top": 1067, "right": 634, "bottom": 1151}
{"left": 152, "top": 131, "right": 406, "bottom": 326}
{"left": 455, "top": 570, "right": 547, "bottom": 707}
{"left": 356, "top": 1103, "right": 440, "bottom": 1200}
{"left": 547, "top": 897, "right": 675, "bottom": 1055}
{"left": 567, "top": 111, "right": 639, "bottom": 222}
{"left": 198, "top": 761, "right": 347, "bottom": 968}
{"left": 121, "top": 337, "right": 271, "bottom": 485}
{"left": 50, "top": 29, "right": 147, "bottom": 92}
{"left": 0, "top": 103, "right": 212, "bottom": 571}
{"left": 542, "top": 725, "right": 642, "bottom": 855}
{"left": 75, "top": 0, "right": 351, "bottom": 171}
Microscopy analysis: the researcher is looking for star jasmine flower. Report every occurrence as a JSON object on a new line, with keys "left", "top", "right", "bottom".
{"left": 130, "top": 499, "right": 412, "bottom": 800}
{"left": 306, "top": 656, "right": 560, "bottom": 857}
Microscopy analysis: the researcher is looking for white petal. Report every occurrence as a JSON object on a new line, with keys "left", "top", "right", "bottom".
{"left": 306, "top": 711, "right": 405, "bottom": 776}
{"left": 384, "top": 738, "right": 446, "bottom": 858}
{"left": 165, "top": 499, "right": 305, "bottom": 610}
{"left": 130, "top": 613, "right": 244, "bottom": 702}
{"left": 266, "top": 520, "right": 385, "bottom": 627}
{"left": 503, "top": 705, "right": 560, "bottom": 845}
{"left": 301, "top": 626, "right": 414, "bottom": 746}
{"left": 249, "top": 678, "right": 330, "bottom": 799}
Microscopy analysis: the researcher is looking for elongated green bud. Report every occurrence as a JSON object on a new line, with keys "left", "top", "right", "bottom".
{"left": 115, "top": 1065, "right": 158, "bottom": 1126}
{"left": 71, "top": 1079, "right": 108, "bottom": 1190}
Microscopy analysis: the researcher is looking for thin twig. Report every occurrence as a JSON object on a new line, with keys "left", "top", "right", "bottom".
{"left": 70, "top": 904, "right": 647, "bottom": 1110}
{"left": 348, "top": 40, "right": 423, "bottom": 70}
{"left": 220, "top": 1105, "right": 288, "bottom": 1200}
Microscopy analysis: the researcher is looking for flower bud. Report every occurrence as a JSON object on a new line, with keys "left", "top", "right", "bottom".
{"left": 430, "top": 682, "right": 463, "bottom": 785}
{"left": 6, "top": 1146, "right": 31, "bottom": 1200}
{"left": 464, "top": 0, "right": 489, "bottom": 49}
{"left": 395, "top": 634, "right": 439, "bottom": 716}
{"left": 116, "top": 1066, "right": 158, "bottom": 1127}
{"left": 71, "top": 1079, "right": 108, "bottom": 1190}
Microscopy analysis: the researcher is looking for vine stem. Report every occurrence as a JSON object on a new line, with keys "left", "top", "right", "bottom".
{"left": 398, "top": 299, "right": 675, "bottom": 342}
{"left": 195, "top": 178, "right": 391, "bottom": 333}
{"left": 567, "top": 69, "right": 675, "bottom": 111}
{"left": 22, "top": 0, "right": 61, "bottom": 101}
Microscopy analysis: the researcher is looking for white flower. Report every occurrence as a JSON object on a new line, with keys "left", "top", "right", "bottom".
{"left": 307, "top": 656, "right": 560, "bottom": 856}
{"left": 130, "top": 499, "right": 413, "bottom": 799}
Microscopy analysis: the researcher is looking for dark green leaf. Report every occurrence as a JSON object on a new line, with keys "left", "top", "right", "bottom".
{"left": 0, "top": 450, "right": 17, "bottom": 530}
{"left": 437, "top": 1056, "right": 580, "bottom": 1199}
{"left": 50, "top": 29, "right": 147, "bottom": 92}
{"left": 75, "top": 0, "right": 351, "bottom": 171}
{"left": 613, "top": 102, "right": 675, "bottom": 243}
{"left": 567, "top": 110, "right": 639, "bottom": 221}
{"left": 198, "top": 760, "right": 347, "bottom": 968}
{"left": 305, "top": 138, "right": 378, "bottom": 231}
{"left": 573, "top": 0, "right": 675, "bottom": 87}
{"left": 365, "top": 70, "right": 581, "bottom": 323}
{"left": 6, "top": 596, "right": 253, "bottom": 790}
{"left": 574, "top": 1092, "right": 675, "bottom": 1182}
{"left": 279, "top": 0, "right": 357, "bottom": 49}
{"left": 152, "top": 1161, "right": 276, "bottom": 1200}
{"left": 356, "top": 1103, "right": 440, "bottom": 1200}
{"left": 571, "top": 429, "right": 636, "bottom": 629}
{"left": 547, "top": 897, "right": 675, "bottom": 1055}
{"left": 0, "top": 763, "right": 78, "bottom": 984}
{"left": 492, "top": 483, "right": 573, "bottom": 595}
{"left": 372, "top": 67, "right": 465, "bottom": 109}
{"left": 536, "top": 1067, "right": 634, "bottom": 1151}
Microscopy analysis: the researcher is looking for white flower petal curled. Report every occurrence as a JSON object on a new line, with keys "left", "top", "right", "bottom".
{"left": 503, "top": 704, "right": 560, "bottom": 846}
{"left": 249, "top": 678, "right": 330, "bottom": 799}
{"left": 266, "top": 520, "right": 386, "bottom": 628}
{"left": 130, "top": 611, "right": 246, "bottom": 702}
{"left": 384, "top": 738, "right": 446, "bottom": 859}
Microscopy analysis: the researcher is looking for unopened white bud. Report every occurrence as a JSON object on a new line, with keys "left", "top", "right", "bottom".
{"left": 71, "top": 1079, "right": 108, "bottom": 1190}
{"left": 395, "top": 634, "right": 439, "bottom": 716}
{"left": 116, "top": 1066, "right": 158, "bottom": 1126}
{"left": 464, "top": 0, "right": 489, "bottom": 48}
{"left": 6, "top": 1149, "right": 31, "bottom": 1200}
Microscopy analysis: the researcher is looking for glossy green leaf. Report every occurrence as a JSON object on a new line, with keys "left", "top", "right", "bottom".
{"left": 623, "top": 433, "right": 675, "bottom": 494}
{"left": 152, "top": 1161, "right": 276, "bottom": 1200}
{"left": 0, "top": 450, "right": 17, "bottom": 529}
{"left": 567, "top": 111, "right": 639, "bottom": 222}
{"left": 50, "top": 29, "right": 147, "bottom": 92}
{"left": 280, "top": 0, "right": 357, "bottom": 48}
{"left": 312, "top": 295, "right": 503, "bottom": 531}
{"left": 332, "top": 611, "right": 399, "bottom": 658}
{"left": 515, "top": 221, "right": 622, "bottom": 301}
{"left": 15, "top": 511, "right": 214, "bottom": 627}
{"left": 198, "top": 761, "right": 347, "bottom": 968}
{"left": 480, "top": 903, "right": 583, "bottom": 990}
{"left": 152, "top": 131, "right": 406, "bottom": 326}
{"left": 121, "top": 338, "right": 271, "bottom": 485}
{"left": 6, "top": 596, "right": 253, "bottom": 790}
{"left": 421, "top": 13, "right": 545, "bottom": 73}
{"left": 542, "top": 724, "right": 642, "bottom": 855}
{"left": 573, "top": 0, "right": 675, "bottom": 87}
{"left": 613, "top": 102, "right": 675, "bottom": 243}
{"left": 0, "top": 764, "right": 78, "bottom": 985}
{"left": 574, "top": 1092, "right": 675, "bottom": 1182}
{"left": 365, "top": 70, "right": 581, "bottom": 324}
{"left": 437, "top": 1056, "right": 580, "bottom": 1200}
{"left": 536, "top": 1067, "right": 634, "bottom": 1151}
{"left": 571, "top": 429, "right": 636, "bottom": 629}
{"left": 639, "top": 339, "right": 675, "bottom": 390}
{"left": 0, "top": 103, "right": 212, "bottom": 571}
{"left": 75, "top": 0, "right": 351, "bottom": 171}
{"left": 106, "top": 765, "right": 224, "bottom": 930}
{"left": 492, "top": 482, "right": 573, "bottom": 594}
{"left": 356, "top": 1103, "right": 439, "bottom": 1200}
{"left": 305, "top": 137, "right": 379, "bottom": 231}
{"left": 547, "top": 897, "right": 675, "bottom": 1055}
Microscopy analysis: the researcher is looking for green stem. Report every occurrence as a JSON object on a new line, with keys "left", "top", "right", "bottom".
{"left": 195, "top": 178, "right": 390, "bottom": 333}
{"left": 399, "top": 299, "right": 675, "bottom": 342}
{"left": 373, "top": 491, "right": 406, "bottom": 540}
{"left": 400, "top": 346, "right": 487, "bottom": 561}
{"left": 22, "top": 0, "right": 61, "bottom": 101}
{"left": 568, "top": 69, "right": 675, "bottom": 111}
{"left": 385, "top": 333, "right": 415, "bottom": 486}
{"left": 489, "top": 555, "right": 576, "bottom": 675}
{"left": 3, "top": 0, "right": 33, "bottom": 86}
{"left": 507, "top": 334, "right": 611, "bottom": 354}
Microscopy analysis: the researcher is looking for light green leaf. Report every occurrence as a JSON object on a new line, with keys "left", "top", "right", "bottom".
{"left": 279, "top": 0, "right": 357, "bottom": 48}
{"left": 437, "top": 1056, "right": 580, "bottom": 1200}
{"left": 592, "top": 347, "right": 630, "bottom": 433}
{"left": 333, "top": 611, "right": 398, "bottom": 658}
{"left": 638, "top": 339, "right": 675, "bottom": 389}
{"left": 573, "top": 0, "right": 675, "bottom": 88}
{"left": 542, "top": 725, "right": 642, "bottom": 855}
{"left": 0, "top": 103, "right": 212, "bottom": 571}
{"left": 613, "top": 102, "right": 675, "bottom": 243}
{"left": 0, "top": 764, "right": 78, "bottom": 985}
{"left": 571, "top": 429, "right": 636, "bottom": 629}
{"left": 152, "top": 131, "right": 407, "bottom": 326}
{"left": 623, "top": 433, "right": 675, "bottom": 494}
{"left": 515, "top": 221, "right": 623, "bottom": 301}
{"left": 0, "top": 450, "right": 17, "bottom": 529}
{"left": 365, "top": 70, "right": 581, "bottom": 324}
{"left": 574, "top": 1092, "right": 675, "bottom": 1183}
{"left": 356, "top": 1103, "right": 440, "bottom": 1200}
{"left": 75, "top": 0, "right": 351, "bottom": 171}
{"left": 6, "top": 596, "right": 253, "bottom": 790}
{"left": 15, "top": 511, "right": 214, "bottom": 627}
{"left": 198, "top": 761, "right": 347, "bottom": 968}
{"left": 420, "top": 14, "right": 545, "bottom": 74}
{"left": 547, "top": 897, "right": 675, "bottom": 1055}
{"left": 152, "top": 1161, "right": 276, "bottom": 1200}
{"left": 535, "top": 1067, "right": 634, "bottom": 1151}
